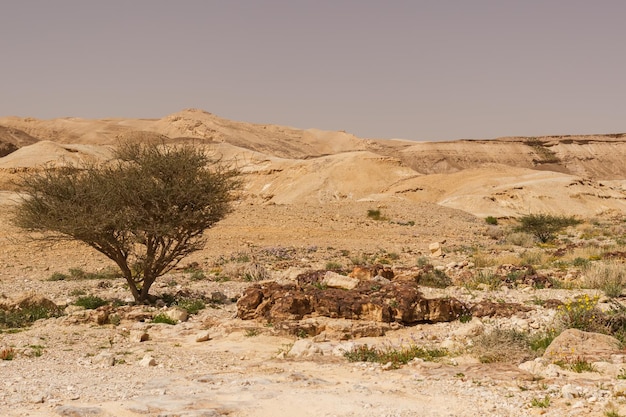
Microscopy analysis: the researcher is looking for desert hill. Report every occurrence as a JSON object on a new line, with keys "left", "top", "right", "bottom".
{"left": 1, "top": 109, "right": 626, "bottom": 217}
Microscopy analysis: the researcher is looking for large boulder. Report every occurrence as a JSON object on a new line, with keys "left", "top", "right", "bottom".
{"left": 543, "top": 328, "right": 621, "bottom": 361}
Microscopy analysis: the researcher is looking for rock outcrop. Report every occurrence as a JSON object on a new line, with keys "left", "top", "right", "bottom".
{"left": 237, "top": 280, "right": 467, "bottom": 326}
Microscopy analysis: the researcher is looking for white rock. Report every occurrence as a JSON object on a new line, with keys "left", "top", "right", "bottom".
{"left": 138, "top": 355, "right": 156, "bottom": 367}
{"left": 165, "top": 307, "right": 188, "bottom": 323}
{"left": 561, "top": 384, "right": 583, "bottom": 399}
{"left": 92, "top": 352, "right": 115, "bottom": 367}
{"left": 288, "top": 339, "right": 321, "bottom": 358}
{"left": 322, "top": 271, "right": 359, "bottom": 290}
{"left": 195, "top": 331, "right": 211, "bottom": 342}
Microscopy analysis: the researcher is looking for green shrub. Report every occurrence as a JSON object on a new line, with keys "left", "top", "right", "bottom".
{"left": 530, "top": 395, "right": 551, "bottom": 408}
{"left": 0, "top": 304, "right": 61, "bottom": 329}
{"left": 152, "top": 313, "right": 177, "bottom": 325}
{"left": 419, "top": 269, "right": 452, "bottom": 288}
{"left": 344, "top": 343, "right": 447, "bottom": 369}
{"left": 325, "top": 261, "right": 343, "bottom": 271}
{"left": 367, "top": 209, "right": 386, "bottom": 221}
{"left": 557, "top": 294, "right": 601, "bottom": 332}
{"left": 48, "top": 272, "right": 69, "bottom": 281}
{"left": 515, "top": 213, "right": 581, "bottom": 243}
{"left": 485, "top": 216, "right": 498, "bottom": 225}
{"left": 176, "top": 298, "right": 206, "bottom": 315}
{"left": 569, "top": 357, "right": 597, "bottom": 373}
{"left": 74, "top": 295, "right": 107, "bottom": 310}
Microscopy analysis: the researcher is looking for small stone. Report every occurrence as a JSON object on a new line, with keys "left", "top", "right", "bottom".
{"left": 92, "top": 352, "right": 115, "bottom": 367}
{"left": 139, "top": 355, "right": 156, "bottom": 367}
{"left": 165, "top": 307, "right": 188, "bottom": 323}
{"left": 196, "top": 331, "right": 211, "bottom": 342}
{"left": 561, "top": 384, "right": 582, "bottom": 399}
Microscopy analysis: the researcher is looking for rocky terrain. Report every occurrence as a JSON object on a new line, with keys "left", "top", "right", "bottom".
{"left": 2, "top": 110, "right": 626, "bottom": 416}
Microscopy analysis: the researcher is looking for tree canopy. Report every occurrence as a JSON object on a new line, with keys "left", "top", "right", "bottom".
{"left": 14, "top": 141, "right": 241, "bottom": 303}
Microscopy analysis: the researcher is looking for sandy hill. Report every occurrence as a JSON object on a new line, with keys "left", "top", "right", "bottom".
{"left": 1, "top": 109, "right": 625, "bottom": 218}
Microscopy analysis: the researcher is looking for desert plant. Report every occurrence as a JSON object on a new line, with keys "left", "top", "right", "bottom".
{"left": 515, "top": 213, "right": 581, "bottom": 243}
{"left": 505, "top": 231, "right": 536, "bottom": 247}
{"left": 0, "top": 304, "right": 62, "bottom": 329}
{"left": 367, "top": 209, "right": 386, "bottom": 221}
{"left": 325, "top": 261, "right": 343, "bottom": 271}
{"left": 465, "top": 270, "right": 501, "bottom": 290}
{"left": 344, "top": 343, "right": 447, "bottom": 369}
{"left": 583, "top": 261, "right": 626, "bottom": 298}
{"left": 471, "top": 327, "right": 535, "bottom": 364}
{"left": 0, "top": 347, "right": 15, "bottom": 361}
{"left": 530, "top": 395, "right": 551, "bottom": 408}
{"left": 176, "top": 298, "right": 206, "bottom": 315}
{"left": 152, "top": 313, "right": 177, "bottom": 325}
{"left": 485, "top": 216, "right": 498, "bottom": 225}
{"left": 13, "top": 141, "right": 240, "bottom": 303}
{"left": 74, "top": 295, "right": 107, "bottom": 310}
{"left": 419, "top": 269, "right": 452, "bottom": 288}
{"left": 568, "top": 357, "right": 597, "bottom": 373}
{"left": 557, "top": 294, "right": 601, "bottom": 332}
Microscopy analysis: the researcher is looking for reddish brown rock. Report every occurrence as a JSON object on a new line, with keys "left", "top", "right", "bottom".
{"left": 237, "top": 280, "right": 467, "bottom": 325}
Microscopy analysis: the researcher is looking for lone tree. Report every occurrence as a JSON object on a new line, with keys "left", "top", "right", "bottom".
{"left": 13, "top": 141, "right": 240, "bottom": 303}
{"left": 515, "top": 213, "right": 581, "bottom": 243}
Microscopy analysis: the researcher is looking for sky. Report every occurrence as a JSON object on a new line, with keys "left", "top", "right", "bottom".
{"left": 1, "top": 1, "right": 625, "bottom": 141}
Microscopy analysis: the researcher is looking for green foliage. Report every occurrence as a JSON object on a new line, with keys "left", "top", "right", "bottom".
{"left": 74, "top": 295, "right": 107, "bottom": 310}
{"left": 515, "top": 213, "right": 581, "bottom": 243}
{"left": 325, "top": 261, "right": 343, "bottom": 271}
{"left": 528, "top": 330, "right": 559, "bottom": 354}
{"left": 176, "top": 298, "right": 206, "bottom": 315}
{"left": 14, "top": 141, "right": 240, "bottom": 303}
{"left": 188, "top": 270, "right": 206, "bottom": 281}
{"left": 48, "top": 272, "right": 69, "bottom": 281}
{"left": 557, "top": 294, "right": 601, "bottom": 331}
{"left": 569, "top": 357, "right": 597, "bottom": 373}
{"left": 152, "top": 313, "right": 177, "bottom": 325}
{"left": 245, "top": 329, "right": 260, "bottom": 337}
{"left": 367, "top": 209, "right": 386, "bottom": 221}
{"left": 485, "top": 216, "right": 498, "bottom": 225}
{"left": 419, "top": 269, "right": 452, "bottom": 288}
{"left": 530, "top": 395, "right": 551, "bottom": 408}
{"left": 344, "top": 343, "right": 447, "bottom": 369}
{"left": 465, "top": 270, "right": 501, "bottom": 290}
{"left": 0, "top": 304, "right": 62, "bottom": 329}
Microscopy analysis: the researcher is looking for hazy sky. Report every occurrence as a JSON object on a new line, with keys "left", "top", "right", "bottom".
{"left": 1, "top": 1, "right": 625, "bottom": 140}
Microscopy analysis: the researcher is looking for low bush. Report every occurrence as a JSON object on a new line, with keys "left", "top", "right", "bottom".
{"left": 344, "top": 343, "right": 447, "bottom": 369}
{"left": 419, "top": 269, "right": 452, "bottom": 288}
{"left": 485, "top": 216, "right": 498, "bottom": 225}
{"left": 74, "top": 295, "right": 108, "bottom": 310}
{"left": 0, "top": 304, "right": 62, "bottom": 329}
{"left": 152, "top": 313, "right": 177, "bottom": 325}
{"left": 471, "top": 327, "right": 536, "bottom": 364}
{"left": 583, "top": 261, "right": 626, "bottom": 298}
{"left": 367, "top": 209, "right": 387, "bottom": 221}
{"left": 176, "top": 298, "right": 206, "bottom": 315}
{"left": 515, "top": 213, "right": 581, "bottom": 243}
